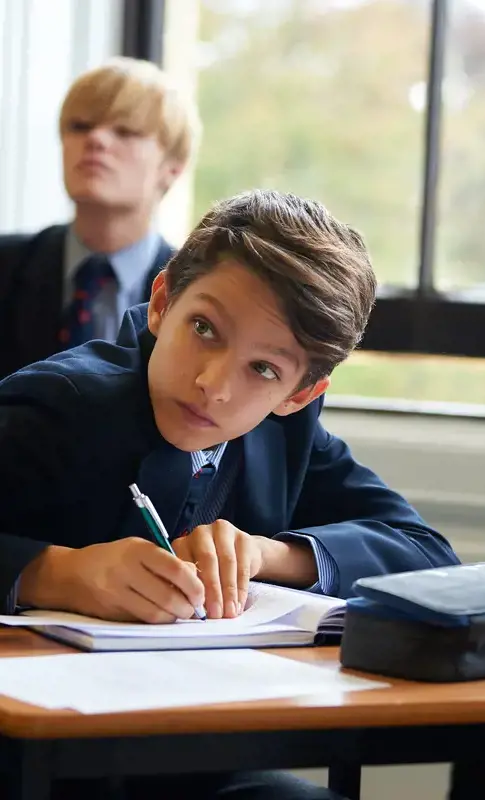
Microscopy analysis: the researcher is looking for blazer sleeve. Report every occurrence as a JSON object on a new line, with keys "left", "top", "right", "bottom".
{"left": 286, "top": 423, "right": 460, "bottom": 598}
{"left": 0, "top": 370, "right": 87, "bottom": 607}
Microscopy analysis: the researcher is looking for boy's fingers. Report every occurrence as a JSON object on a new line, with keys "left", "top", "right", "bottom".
{"left": 140, "top": 542, "right": 205, "bottom": 610}
{"left": 190, "top": 527, "right": 224, "bottom": 618}
{"left": 235, "top": 536, "right": 252, "bottom": 615}
{"left": 130, "top": 562, "right": 199, "bottom": 620}
{"left": 213, "top": 524, "right": 238, "bottom": 618}
{"left": 121, "top": 587, "right": 177, "bottom": 625}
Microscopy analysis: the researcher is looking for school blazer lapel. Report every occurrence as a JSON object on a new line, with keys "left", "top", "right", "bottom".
{"left": 131, "top": 439, "right": 193, "bottom": 541}
{"left": 12, "top": 225, "right": 66, "bottom": 367}
{"left": 234, "top": 417, "right": 288, "bottom": 536}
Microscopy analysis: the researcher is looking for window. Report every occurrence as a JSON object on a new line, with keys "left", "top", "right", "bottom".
{"left": 151, "top": 0, "right": 485, "bottom": 409}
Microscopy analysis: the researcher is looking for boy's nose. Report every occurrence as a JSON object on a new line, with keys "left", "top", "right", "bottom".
{"left": 86, "top": 126, "right": 113, "bottom": 149}
{"left": 195, "top": 358, "right": 233, "bottom": 404}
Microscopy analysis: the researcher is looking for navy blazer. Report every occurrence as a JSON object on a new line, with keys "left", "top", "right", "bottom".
{"left": 0, "top": 305, "right": 459, "bottom": 605}
{"left": 0, "top": 224, "right": 173, "bottom": 380}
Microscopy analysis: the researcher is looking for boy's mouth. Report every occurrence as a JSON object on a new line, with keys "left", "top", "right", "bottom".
{"left": 176, "top": 401, "right": 217, "bottom": 428}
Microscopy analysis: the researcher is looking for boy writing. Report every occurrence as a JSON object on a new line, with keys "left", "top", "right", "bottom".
{"left": 0, "top": 189, "right": 459, "bottom": 799}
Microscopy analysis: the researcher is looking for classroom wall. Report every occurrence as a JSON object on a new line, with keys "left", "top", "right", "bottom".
{"left": 323, "top": 408, "right": 485, "bottom": 565}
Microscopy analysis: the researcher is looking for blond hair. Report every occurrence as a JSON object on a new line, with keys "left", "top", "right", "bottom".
{"left": 167, "top": 190, "right": 377, "bottom": 383}
{"left": 59, "top": 57, "right": 200, "bottom": 164}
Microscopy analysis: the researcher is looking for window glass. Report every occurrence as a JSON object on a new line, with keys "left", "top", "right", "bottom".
{"left": 195, "top": 0, "right": 430, "bottom": 287}
{"left": 330, "top": 352, "right": 485, "bottom": 407}
{"left": 436, "top": 0, "right": 485, "bottom": 294}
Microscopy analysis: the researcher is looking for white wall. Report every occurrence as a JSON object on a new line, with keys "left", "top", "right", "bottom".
{"left": 0, "top": 0, "right": 123, "bottom": 233}
{"left": 323, "top": 407, "right": 485, "bottom": 564}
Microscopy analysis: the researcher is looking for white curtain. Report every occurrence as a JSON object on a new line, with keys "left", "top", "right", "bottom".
{"left": 0, "top": 0, "right": 123, "bottom": 233}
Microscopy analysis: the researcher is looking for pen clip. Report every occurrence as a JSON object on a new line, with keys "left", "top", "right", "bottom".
{"left": 129, "top": 483, "right": 144, "bottom": 508}
{"left": 129, "top": 484, "right": 169, "bottom": 541}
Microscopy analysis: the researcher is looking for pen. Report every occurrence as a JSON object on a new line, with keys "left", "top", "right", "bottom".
{"left": 129, "top": 483, "right": 207, "bottom": 621}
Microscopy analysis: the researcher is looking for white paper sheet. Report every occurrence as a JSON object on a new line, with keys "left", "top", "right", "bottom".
{"left": 0, "top": 649, "right": 388, "bottom": 714}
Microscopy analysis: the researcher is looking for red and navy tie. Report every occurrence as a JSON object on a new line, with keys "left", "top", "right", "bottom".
{"left": 59, "top": 255, "right": 116, "bottom": 348}
{"left": 175, "top": 463, "right": 216, "bottom": 538}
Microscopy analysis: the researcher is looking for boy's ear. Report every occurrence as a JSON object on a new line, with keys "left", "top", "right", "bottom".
{"left": 147, "top": 270, "right": 169, "bottom": 336}
{"left": 272, "top": 377, "right": 330, "bottom": 417}
{"left": 158, "top": 157, "right": 185, "bottom": 195}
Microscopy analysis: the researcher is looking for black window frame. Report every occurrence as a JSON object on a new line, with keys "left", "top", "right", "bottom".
{"left": 122, "top": 0, "right": 165, "bottom": 65}
{"left": 122, "top": 0, "right": 485, "bottom": 360}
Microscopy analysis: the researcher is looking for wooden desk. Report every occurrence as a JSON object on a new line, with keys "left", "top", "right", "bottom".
{"left": 0, "top": 630, "right": 484, "bottom": 800}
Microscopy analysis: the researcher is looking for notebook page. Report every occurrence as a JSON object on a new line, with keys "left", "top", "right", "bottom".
{"left": 0, "top": 582, "right": 344, "bottom": 638}
{"left": 245, "top": 582, "right": 345, "bottom": 633}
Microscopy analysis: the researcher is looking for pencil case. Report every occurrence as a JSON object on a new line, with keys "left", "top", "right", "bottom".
{"left": 340, "top": 563, "right": 485, "bottom": 682}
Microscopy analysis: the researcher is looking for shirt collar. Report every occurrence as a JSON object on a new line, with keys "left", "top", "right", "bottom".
{"left": 65, "top": 225, "right": 162, "bottom": 296}
{"left": 191, "top": 442, "right": 228, "bottom": 476}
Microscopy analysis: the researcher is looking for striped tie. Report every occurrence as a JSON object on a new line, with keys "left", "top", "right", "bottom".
{"left": 175, "top": 464, "right": 216, "bottom": 539}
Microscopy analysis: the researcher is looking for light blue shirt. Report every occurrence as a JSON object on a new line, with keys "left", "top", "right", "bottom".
{"left": 191, "top": 443, "right": 227, "bottom": 476}
{"left": 63, "top": 227, "right": 162, "bottom": 342}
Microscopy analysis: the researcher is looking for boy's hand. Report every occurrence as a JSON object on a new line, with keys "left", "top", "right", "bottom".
{"left": 172, "top": 520, "right": 270, "bottom": 619}
{"left": 173, "top": 522, "right": 320, "bottom": 618}
{"left": 19, "top": 538, "right": 205, "bottom": 624}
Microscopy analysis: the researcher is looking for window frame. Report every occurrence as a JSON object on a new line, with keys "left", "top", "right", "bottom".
{"left": 363, "top": 0, "right": 485, "bottom": 359}
{"left": 122, "top": 0, "right": 165, "bottom": 64}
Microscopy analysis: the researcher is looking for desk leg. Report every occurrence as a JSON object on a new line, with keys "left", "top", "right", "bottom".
{"left": 328, "top": 762, "right": 361, "bottom": 800}
{"left": 9, "top": 742, "right": 51, "bottom": 800}
{"left": 449, "top": 761, "right": 485, "bottom": 800}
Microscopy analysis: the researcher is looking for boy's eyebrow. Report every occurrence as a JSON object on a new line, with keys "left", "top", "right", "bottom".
{"left": 196, "top": 293, "right": 232, "bottom": 322}
{"left": 257, "top": 344, "right": 300, "bottom": 370}
{"left": 195, "top": 292, "right": 300, "bottom": 369}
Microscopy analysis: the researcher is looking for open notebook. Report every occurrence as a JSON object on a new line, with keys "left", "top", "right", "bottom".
{"left": 0, "top": 582, "right": 346, "bottom": 652}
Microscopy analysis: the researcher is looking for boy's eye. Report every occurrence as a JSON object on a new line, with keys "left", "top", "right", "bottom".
{"left": 114, "top": 125, "right": 140, "bottom": 138}
{"left": 68, "top": 119, "right": 92, "bottom": 133}
{"left": 252, "top": 362, "right": 279, "bottom": 381}
{"left": 193, "top": 318, "right": 216, "bottom": 340}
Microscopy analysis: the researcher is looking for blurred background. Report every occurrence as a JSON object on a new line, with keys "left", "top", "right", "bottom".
{"left": 1, "top": 2, "right": 484, "bottom": 796}
{"left": 2, "top": 0, "right": 485, "bottom": 407}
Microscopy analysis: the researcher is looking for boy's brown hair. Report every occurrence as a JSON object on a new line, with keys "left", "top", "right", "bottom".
{"left": 59, "top": 57, "right": 200, "bottom": 166}
{"left": 166, "top": 189, "right": 376, "bottom": 384}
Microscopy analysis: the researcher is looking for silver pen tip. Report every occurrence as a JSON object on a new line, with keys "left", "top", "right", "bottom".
{"left": 129, "top": 483, "right": 142, "bottom": 498}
